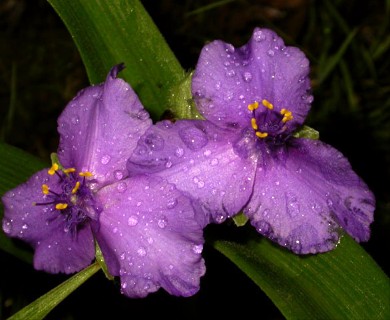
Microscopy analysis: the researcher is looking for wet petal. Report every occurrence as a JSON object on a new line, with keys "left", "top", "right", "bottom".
{"left": 1, "top": 170, "right": 95, "bottom": 273}
{"left": 192, "top": 28, "right": 311, "bottom": 130}
{"left": 245, "top": 138, "right": 374, "bottom": 254}
{"left": 127, "top": 120, "right": 257, "bottom": 223}
{"left": 57, "top": 64, "right": 152, "bottom": 185}
{"left": 94, "top": 175, "right": 206, "bottom": 298}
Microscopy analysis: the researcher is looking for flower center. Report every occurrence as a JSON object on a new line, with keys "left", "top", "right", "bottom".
{"left": 248, "top": 99, "right": 293, "bottom": 139}
{"left": 36, "top": 162, "right": 100, "bottom": 235}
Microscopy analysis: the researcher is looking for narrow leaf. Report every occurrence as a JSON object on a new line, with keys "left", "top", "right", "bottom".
{"left": 47, "top": 0, "right": 185, "bottom": 118}
{"left": 7, "top": 262, "right": 101, "bottom": 320}
{"left": 212, "top": 230, "right": 390, "bottom": 319}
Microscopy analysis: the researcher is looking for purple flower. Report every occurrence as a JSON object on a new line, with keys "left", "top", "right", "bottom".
{"left": 1, "top": 65, "right": 206, "bottom": 297}
{"left": 127, "top": 28, "right": 375, "bottom": 254}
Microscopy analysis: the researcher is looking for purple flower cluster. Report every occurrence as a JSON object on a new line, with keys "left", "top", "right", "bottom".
{"left": 1, "top": 28, "right": 375, "bottom": 298}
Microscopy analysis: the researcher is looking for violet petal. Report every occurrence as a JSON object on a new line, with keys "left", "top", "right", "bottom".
{"left": 192, "top": 28, "right": 312, "bottom": 131}
{"left": 94, "top": 175, "right": 206, "bottom": 298}
{"left": 2, "top": 170, "right": 95, "bottom": 273}
{"left": 245, "top": 138, "right": 375, "bottom": 254}
{"left": 57, "top": 64, "right": 152, "bottom": 185}
{"left": 127, "top": 120, "right": 257, "bottom": 223}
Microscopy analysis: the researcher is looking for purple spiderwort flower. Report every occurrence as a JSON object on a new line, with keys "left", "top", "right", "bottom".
{"left": 127, "top": 28, "right": 375, "bottom": 254}
{"left": 1, "top": 65, "right": 206, "bottom": 297}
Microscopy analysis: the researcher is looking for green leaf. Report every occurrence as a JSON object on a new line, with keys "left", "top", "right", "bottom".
{"left": 293, "top": 125, "right": 319, "bottom": 139}
{"left": 0, "top": 143, "right": 48, "bottom": 263}
{"left": 7, "top": 262, "right": 101, "bottom": 320}
{"left": 212, "top": 230, "right": 390, "bottom": 319}
{"left": 46, "top": 0, "right": 185, "bottom": 119}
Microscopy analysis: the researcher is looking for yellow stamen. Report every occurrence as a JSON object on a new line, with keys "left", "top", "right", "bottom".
{"left": 55, "top": 203, "right": 68, "bottom": 210}
{"left": 42, "top": 184, "right": 49, "bottom": 195}
{"left": 280, "top": 108, "right": 293, "bottom": 122}
{"left": 256, "top": 131, "right": 268, "bottom": 138}
{"left": 63, "top": 168, "right": 76, "bottom": 174}
{"left": 262, "top": 99, "right": 274, "bottom": 110}
{"left": 248, "top": 101, "right": 259, "bottom": 111}
{"left": 79, "top": 171, "right": 93, "bottom": 177}
{"left": 72, "top": 181, "right": 80, "bottom": 194}
{"left": 48, "top": 163, "right": 59, "bottom": 175}
{"left": 251, "top": 118, "right": 258, "bottom": 130}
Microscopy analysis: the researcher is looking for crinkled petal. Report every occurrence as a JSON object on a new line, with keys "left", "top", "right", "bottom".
{"left": 94, "top": 175, "right": 206, "bottom": 298}
{"left": 127, "top": 120, "right": 257, "bottom": 223}
{"left": 245, "top": 138, "right": 375, "bottom": 254}
{"left": 1, "top": 170, "right": 95, "bottom": 273}
{"left": 192, "top": 27, "right": 312, "bottom": 130}
{"left": 57, "top": 64, "right": 152, "bottom": 185}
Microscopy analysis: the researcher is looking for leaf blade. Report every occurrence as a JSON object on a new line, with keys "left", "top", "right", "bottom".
{"left": 212, "top": 231, "right": 390, "bottom": 319}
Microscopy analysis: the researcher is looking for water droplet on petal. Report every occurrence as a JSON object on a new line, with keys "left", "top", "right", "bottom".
{"left": 71, "top": 116, "right": 80, "bottom": 124}
{"left": 22, "top": 223, "right": 28, "bottom": 230}
{"left": 210, "top": 158, "right": 219, "bottom": 166}
{"left": 144, "top": 133, "right": 164, "bottom": 151}
{"left": 175, "top": 147, "right": 184, "bottom": 157}
{"left": 101, "top": 155, "right": 111, "bottom": 164}
{"left": 253, "top": 30, "right": 266, "bottom": 42}
{"left": 2, "top": 218, "right": 12, "bottom": 234}
{"left": 226, "top": 69, "right": 235, "bottom": 77}
{"left": 127, "top": 215, "right": 138, "bottom": 226}
{"left": 117, "top": 182, "right": 127, "bottom": 193}
{"left": 243, "top": 72, "right": 252, "bottom": 82}
{"left": 256, "top": 220, "right": 273, "bottom": 237}
{"left": 166, "top": 198, "right": 178, "bottom": 209}
{"left": 192, "top": 244, "right": 203, "bottom": 254}
{"left": 157, "top": 216, "right": 168, "bottom": 229}
{"left": 179, "top": 126, "right": 208, "bottom": 151}
{"left": 286, "top": 192, "right": 300, "bottom": 217}
{"left": 114, "top": 170, "right": 124, "bottom": 180}
{"left": 137, "top": 247, "right": 146, "bottom": 256}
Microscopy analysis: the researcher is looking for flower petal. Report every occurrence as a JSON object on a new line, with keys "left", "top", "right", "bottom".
{"left": 192, "top": 28, "right": 312, "bottom": 130}
{"left": 57, "top": 64, "right": 152, "bottom": 185}
{"left": 127, "top": 120, "right": 257, "bottom": 223}
{"left": 1, "top": 170, "right": 95, "bottom": 273}
{"left": 94, "top": 175, "right": 206, "bottom": 298}
{"left": 245, "top": 139, "right": 375, "bottom": 254}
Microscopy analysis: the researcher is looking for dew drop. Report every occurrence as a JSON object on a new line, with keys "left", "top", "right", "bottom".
{"left": 192, "top": 244, "right": 203, "bottom": 254}
{"left": 166, "top": 198, "right": 178, "bottom": 209}
{"left": 286, "top": 192, "right": 300, "bottom": 217}
{"left": 101, "top": 155, "right": 111, "bottom": 165}
{"left": 2, "top": 218, "right": 12, "bottom": 234}
{"left": 210, "top": 158, "right": 219, "bottom": 166}
{"left": 137, "top": 109, "right": 150, "bottom": 120}
{"left": 253, "top": 30, "right": 266, "bottom": 42}
{"left": 256, "top": 220, "right": 272, "bottom": 236}
{"left": 243, "top": 72, "right": 252, "bottom": 82}
{"left": 179, "top": 126, "right": 208, "bottom": 151}
{"left": 117, "top": 182, "right": 127, "bottom": 193}
{"left": 203, "top": 149, "right": 211, "bottom": 157}
{"left": 157, "top": 216, "right": 168, "bottom": 229}
{"left": 175, "top": 147, "right": 184, "bottom": 157}
{"left": 144, "top": 132, "right": 164, "bottom": 151}
{"left": 226, "top": 70, "right": 236, "bottom": 77}
{"left": 127, "top": 215, "right": 138, "bottom": 226}
{"left": 137, "top": 247, "right": 146, "bottom": 256}
{"left": 165, "top": 160, "right": 173, "bottom": 168}
{"left": 71, "top": 116, "right": 80, "bottom": 124}
{"left": 114, "top": 170, "right": 124, "bottom": 180}
{"left": 22, "top": 223, "right": 28, "bottom": 230}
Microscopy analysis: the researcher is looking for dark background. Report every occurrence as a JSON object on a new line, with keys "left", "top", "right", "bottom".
{"left": 0, "top": 0, "right": 389, "bottom": 319}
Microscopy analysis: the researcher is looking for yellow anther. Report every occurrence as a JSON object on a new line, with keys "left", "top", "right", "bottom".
{"left": 48, "top": 163, "right": 59, "bottom": 175}
{"left": 262, "top": 99, "right": 274, "bottom": 110}
{"left": 55, "top": 203, "right": 68, "bottom": 210}
{"left": 79, "top": 171, "right": 93, "bottom": 177}
{"left": 71, "top": 181, "right": 80, "bottom": 194}
{"left": 251, "top": 118, "right": 258, "bottom": 130}
{"left": 280, "top": 108, "right": 293, "bottom": 123}
{"left": 248, "top": 101, "right": 259, "bottom": 111}
{"left": 42, "top": 184, "right": 49, "bottom": 195}
{"left": 63, "top": 168, "right": 76, "bottom": 174}
{"left": 256, "top": 131, "right": 268, "bottom": 138}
